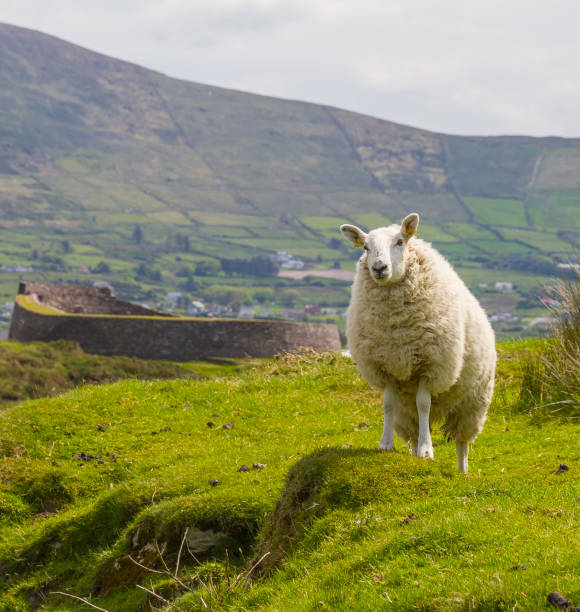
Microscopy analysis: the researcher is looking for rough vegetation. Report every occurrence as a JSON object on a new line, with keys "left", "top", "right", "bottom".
{"left": 0, "top": 339, "right": 259, "bottom": 404}
{"left": 518, "top": 273, "right": 580, "bottom": 420}
{"left": 0, "top": 341, "right": 577, "bottom": 610}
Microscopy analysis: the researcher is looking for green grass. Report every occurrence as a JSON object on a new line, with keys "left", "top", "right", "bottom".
{"left": 497, "top": 228, "right": 576, "bottom": 253}
{"left": 189, "top": 213, "right": 277, "bottom": 227}
{"left": 0, "top": 343, "right": 578, "bottom": 610}
{"left": 0, "top": 340, "right": 260, "bottom": 404}
{"left": 299, "top": 216, "right": 345, "bottom": 233}
{"left": 528, "top": 192, "right": 580, "bottom": 231}
{"left": 417, "top": 223, "right": 459, "bottom": 243}
{"left": 464, "top": 197, "right": 528, "bottom": 227}
{"left": 444, "top": 222, "right": 499, "bottom": 241}
{"left": 469, "top": 239, "right": 533, "bottom": 254}
{"left": 349, "top": 213, "right": 391, "bottom": 230}
{"left": 0, "top": 340, "right": 199, "bottom": 403}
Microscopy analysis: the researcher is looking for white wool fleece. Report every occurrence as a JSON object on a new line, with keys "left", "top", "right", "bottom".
{"left": 345, "top": 228, "right": 496, "bottom": 445}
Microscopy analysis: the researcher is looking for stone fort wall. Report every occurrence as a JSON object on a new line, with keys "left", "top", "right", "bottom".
{"left": 9, "top": 282, "right": 341, "bottom": 360}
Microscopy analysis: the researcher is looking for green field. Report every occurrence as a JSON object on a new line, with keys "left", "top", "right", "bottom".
{"left": 470, "top": 239, "right": 533, "bottom": 254}
{"left": 348, "top": 213, "right": 391, "bottom": 230}
{"left": 0, "top": 342, "right": 578, "bottom": 610}
{"left": 464, "top": 197, "right": 528, "bottom": 227}
{"left": 498, "top": 228, "right": 576, "bottom": 253}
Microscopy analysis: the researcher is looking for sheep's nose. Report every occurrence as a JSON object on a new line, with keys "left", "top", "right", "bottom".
{"left": 372, "top": 262, "right": 388, "bottom": 273}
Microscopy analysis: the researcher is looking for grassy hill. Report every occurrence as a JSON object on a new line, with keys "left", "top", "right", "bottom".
{"left": 0, "top": 342, "right": 578, "bottom": 610}
{"left": 0, "top": 339, "right": 262, "bottom": 404}
{"left": 0, "top": 23, "right": 579, "bottom": 338}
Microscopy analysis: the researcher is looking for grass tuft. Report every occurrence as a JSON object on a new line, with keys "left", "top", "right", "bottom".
{"left": 518, "top": 273, "right": 580, "bottom": 420}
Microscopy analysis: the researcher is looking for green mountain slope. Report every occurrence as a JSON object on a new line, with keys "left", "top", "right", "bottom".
{"left": 0, "top": 23, "right": 579, "bottom": 334}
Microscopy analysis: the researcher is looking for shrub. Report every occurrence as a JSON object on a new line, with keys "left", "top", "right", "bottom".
{"left": 519, "top": 273, "right": 579, "bottom": 419}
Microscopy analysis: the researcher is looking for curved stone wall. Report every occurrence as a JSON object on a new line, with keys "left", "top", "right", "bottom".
{"left": 9, "top": 285, "right": 341, "bottom": 360}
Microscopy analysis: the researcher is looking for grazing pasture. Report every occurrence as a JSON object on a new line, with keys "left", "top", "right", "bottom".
{"left": 0, "top": 342, "right": 577, "bottom": 610}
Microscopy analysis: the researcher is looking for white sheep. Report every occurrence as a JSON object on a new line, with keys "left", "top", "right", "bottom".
{"left": 340, "top": 213, "right": 496, "bottom": 473}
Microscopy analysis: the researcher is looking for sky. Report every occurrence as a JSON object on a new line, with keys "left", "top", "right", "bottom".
{"left": 3, "top": 0, "right": 579, "bottom": 137}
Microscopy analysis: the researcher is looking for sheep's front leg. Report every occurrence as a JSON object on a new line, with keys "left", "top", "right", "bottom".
{"left": 416, "top": 382, "right": 434, "bottom": 459}
{"left": 456, "top": 440, "right": 468, "bottom": 474}
{"left": 379, "top": 384, "right": 396, "bottom": 450}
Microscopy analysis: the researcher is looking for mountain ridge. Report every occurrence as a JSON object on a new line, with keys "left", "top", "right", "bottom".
{"left": 2, "top": 19, "right": 579, "bottom": 222}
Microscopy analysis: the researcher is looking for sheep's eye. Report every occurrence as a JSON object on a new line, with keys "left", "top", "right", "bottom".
{"left": 396, "top": 239, "right": 404, "bottom": 247}
{"left": 363, "top": 244, "right": 369, "bottom": 251}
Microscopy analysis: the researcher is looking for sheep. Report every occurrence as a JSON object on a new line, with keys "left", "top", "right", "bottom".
{"left": 340, "top": 213, "right": 496, "bottom": 473}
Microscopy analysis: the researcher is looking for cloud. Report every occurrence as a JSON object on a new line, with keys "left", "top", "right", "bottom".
{"left": 2, "top": 0, "right": 579, "bottom": 136}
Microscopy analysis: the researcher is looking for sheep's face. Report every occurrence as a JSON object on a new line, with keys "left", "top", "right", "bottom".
{"left": 340, "top": 213, "right": 420, "bottom": 286}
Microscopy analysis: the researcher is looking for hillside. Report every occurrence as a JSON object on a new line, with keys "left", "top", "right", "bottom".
{"left": 0, "top": 344, "right": 578, "bottom": 610}
{"left": 0, "top": 339, "right": 264, "bottom": 404}
{"left": 0, "top": 23, "right": 579, "bottom": 336}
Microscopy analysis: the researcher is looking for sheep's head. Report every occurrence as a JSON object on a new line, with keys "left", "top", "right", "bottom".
{"left": 340, "top": 213, "right": 420, "bottom": 285}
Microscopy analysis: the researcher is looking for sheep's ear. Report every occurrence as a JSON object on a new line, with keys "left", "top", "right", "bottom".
{"left": 401, "top": 213, "right": 420, "bottom": 241}
{"left": 340, "top": 224, "right": 367, "bottom": 248}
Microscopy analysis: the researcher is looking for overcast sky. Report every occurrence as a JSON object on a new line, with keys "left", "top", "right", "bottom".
{"left": 3, "top": 0, "right": 579, "bottom": 137}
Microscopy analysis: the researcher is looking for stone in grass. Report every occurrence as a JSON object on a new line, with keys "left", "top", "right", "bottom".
{"left": 73, "top": 452, "right": 102, "bottom": 462}
{"left": 97, "top": 424, "right": 106, "bottom": 432}
{"left": 547, "top": 591, "right": 576, "bottom": 609}
{"left": 209, "top": 480, "right": 221, "bottom": 487}
{"left": 252, "top": 462, "right": 266, "bottom": 470}
{"left": 511, "top": 563, "right": 527, "bottom": 570}
{"left": 553, "top": 464, "right": 569, "bottom": 475}
{"left": 238, "top": 465, "right": 250, "bottom": 472}
{"left": 223, "top": 422, "right": 234, "bottom": 430}
{"left": 398, "top": 513, "right": 417, "bottom": 525}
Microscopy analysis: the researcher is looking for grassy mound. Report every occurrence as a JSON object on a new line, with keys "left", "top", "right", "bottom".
{"left": 0, "top": 345, "right": 578, "bottom": 611}
{"left": 0, "top": 339, "right": 261, "bottom": 404}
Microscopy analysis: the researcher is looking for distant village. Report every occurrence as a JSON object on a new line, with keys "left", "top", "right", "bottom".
{"left": 0, "top": 250, "right": 576, "bottom": 335}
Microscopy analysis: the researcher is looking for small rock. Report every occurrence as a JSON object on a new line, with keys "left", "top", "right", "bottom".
{"left": 51, "top": 460, "right": 60, "bottom": 466}
{"left": 547, "top": 592, "right": 572, "bottom": 609}
{"left": 399, "top": 513, "right": 417, "bottom": 524}
{"left": 252, "top": 462, "right": 266, "bottom": 470}
{"left": 553, "top": 464, "right": 569, "bottom": 475}
{"left": 223, "top": 423, "right": 234, "bottom": 430}
{"left": 97, "top": 425, "right": 106, "bottom": 432}
{"left": 357, "top": 422, "right": 370, "bottom": 429}
{"left": 73, "top": 452, "right": 99, "bottom": 462}
{"left": 206, "top": 422, "right": 216, "bottom": 428}
{"left": 511, "top": 563, "right": 527, "bottom": 570}
{"left": 151, "top": 431, "right": 158, "bottom": 435}
{"left": 162, "top": 427, "right": 171, "bottom": 432}
{"left": 111, "top": 454, "right": 118, "bottom": 462}
{"left": 211, "top": 413, "right": 220, "bottom": 417}
{"left": 238, "top": 465, "right": 250, "bottom": 472}
{"left": 98, "top": 460, "right": 105, "bottom": 465}
{"left": 209, "top": 479, "right": 220, "bottom": 487}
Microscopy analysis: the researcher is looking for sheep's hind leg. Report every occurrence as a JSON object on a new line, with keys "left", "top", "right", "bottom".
{"left": 456, "top": 440, "right": 469, "bottom": 474}
{"left": 379, "top": 385, "right": 396, "bottom": 451}
{"left": 416, "top": 382, "right": 434, "bottom": 459}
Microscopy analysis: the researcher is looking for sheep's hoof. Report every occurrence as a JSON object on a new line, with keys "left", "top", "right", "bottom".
{"left": 379, "top": 442, "right": 395, "bottom": 451}
{"left": 417, "top": 443, "right": 434, "bottom": 460}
